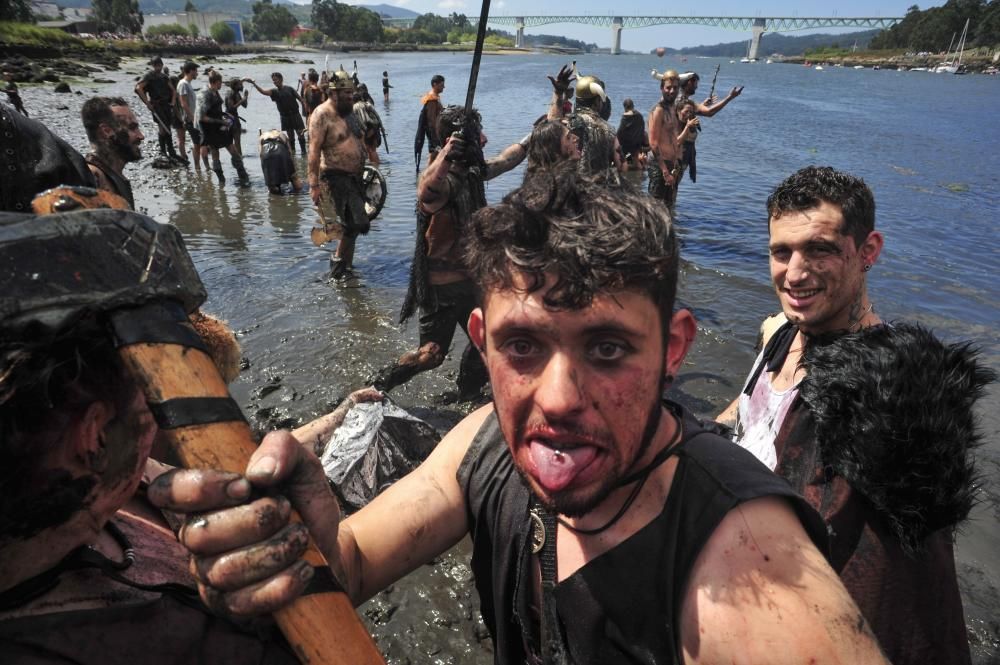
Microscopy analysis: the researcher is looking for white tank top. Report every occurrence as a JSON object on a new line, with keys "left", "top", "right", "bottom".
{"left": 733, "top": 350, "right": 799, "bottom": 471}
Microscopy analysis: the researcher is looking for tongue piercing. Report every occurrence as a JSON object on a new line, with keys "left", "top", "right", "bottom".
{"left": 553, "top": 450, "right": 565, "bottom": 462}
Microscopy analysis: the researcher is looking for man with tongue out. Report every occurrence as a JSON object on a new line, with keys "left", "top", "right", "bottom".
{"left": 148, "top": 167, "right": 889, "bottom": 665}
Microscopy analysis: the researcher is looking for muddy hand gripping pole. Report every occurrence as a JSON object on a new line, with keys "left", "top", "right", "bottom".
{"left": 0, "top": 209, "right": 385, "bottom": 665}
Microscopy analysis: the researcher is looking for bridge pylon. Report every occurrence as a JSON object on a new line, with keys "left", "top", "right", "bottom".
{"left": 515, "top": 17, "right": 525, "bottom": 48}
{"left": 611, "top": 17, "right": 623, "bottom": 55}
{"left": 749, "top": 18, "right": 766, "bottom": 60}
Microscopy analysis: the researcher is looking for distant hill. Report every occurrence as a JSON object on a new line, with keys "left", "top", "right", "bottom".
{"left": 659, "top": 29, "right": 882, "bottom": 57}
{"left": 358, "top": 3, "right": 418, "bottom": 19}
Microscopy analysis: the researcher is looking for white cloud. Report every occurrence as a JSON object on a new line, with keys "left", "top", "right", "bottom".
{"left": 437, "top": 0, "right": 466, "bottom": 8}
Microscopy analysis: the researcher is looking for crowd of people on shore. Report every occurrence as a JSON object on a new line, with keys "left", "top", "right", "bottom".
{"left": 0, "top": 50, "right": 994, "bottom": 665}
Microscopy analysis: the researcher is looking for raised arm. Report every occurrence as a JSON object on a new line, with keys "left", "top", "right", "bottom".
{"left": 681, "top": 497, "right": 889, "bottom": 665}
{"left": 485, "top": 138, "right": 529, "bottom": 181}
{"left": 416, "top": 136, "right": 456, "bottom": 212}
{"left": 696, "top": 86, "right": 744, "bottom": 118}
{"left": 244, "top": 78, "right": 271, "bottom": 97}
{"left": 546, "top": 64, "right": 575, "bottom": 120}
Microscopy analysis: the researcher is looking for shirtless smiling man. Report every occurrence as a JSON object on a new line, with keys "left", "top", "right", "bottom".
{"left": 307, "top": 68, "right": 369, "bottom": 279}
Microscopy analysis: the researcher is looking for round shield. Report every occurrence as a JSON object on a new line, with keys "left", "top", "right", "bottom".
{"left": 362, "top": 165, "right": 388, "bottom": 220}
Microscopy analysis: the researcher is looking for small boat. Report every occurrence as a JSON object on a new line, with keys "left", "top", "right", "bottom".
{"left": 815, "top": 65, "right": 824, "bottom": 71}
{"left": 935, "top": 18, "right": 969, "bottom": 74}
{"left": 854, "top": 65, "right": 864, "bottom": 69}
{"left": 873, "top": 64, "right": 881, "bottom": 70}
{"left": 766, "top": 58, "right": 773, "bottom": 64}
{"left": 911, "top": 66, "right": 929, "bottom": 72}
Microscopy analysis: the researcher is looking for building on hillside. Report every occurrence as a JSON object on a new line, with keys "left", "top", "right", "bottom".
{"left": 143, "top": 12, "right": 245, "bottom": 43}
{"left": 288, "top": 25, "right": 312, "bottom": 40}
{"left": 30, "top": 1, "right": 60, "bottom": 17}
{"left": 63, "top": 7, "right": 93, "bottom": 20}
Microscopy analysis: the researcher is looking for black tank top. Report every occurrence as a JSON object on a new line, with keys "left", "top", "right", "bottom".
{"left": 458, "top": 402, "right": 828, "bottom": 665}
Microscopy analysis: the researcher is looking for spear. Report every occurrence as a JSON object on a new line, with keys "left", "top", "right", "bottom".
{"left": 707, "top": 63, "right": 721, "bottom": 102}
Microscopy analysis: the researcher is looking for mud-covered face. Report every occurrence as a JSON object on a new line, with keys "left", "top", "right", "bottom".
{"left": 769, "top": 201, "right": 881, "bottom": 335}
{"left": 108, "top": 105, "right": 143, "bottom": 162}
{"left": 560, "top": 127, "right": 581, "bottom": 160}
{"left": 661, "top": 77, "right": 679, "bottom": 104}
{"left": 335, "top": 87, "right": 354, "bottom": 115}
{"left": 471, "top": 275, "right": 673, "bottom": 517}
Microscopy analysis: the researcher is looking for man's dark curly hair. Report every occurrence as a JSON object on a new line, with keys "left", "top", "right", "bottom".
{"left": 464, "top": 164, "right": 678, "bottom": 334}
{"left": 767, "top": 165, "right": 875, "bottom": 248}
{"left": 526, "top": 120, "right": 570, "bottom": 175}
{"left": 0, "top": 318, "right": 136, "bottom": 543}
{"left": 80, "top": 96, "right": 130, "bottom": 143}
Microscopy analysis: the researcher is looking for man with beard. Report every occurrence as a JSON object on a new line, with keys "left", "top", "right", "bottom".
{"left": 547, "top": 65, "right": 621, "bottom": 177}
{"left": 715, "top": 166, "right": 989, "bottom": 665}
{"left": 80, "top": 96, "right": 144, "bottom": 210}
{"left": 247, "top": 72, "right": 307, "bottom": 154}
{"left": 648, "top": 69, "right": 682, "bottom": 218}
{"left": 371, "top": 104, "right": 528, "bottom": 401}
{"left": 147, "top": 169, "right": 890, "bottom": 665}
{"left": 134, "top": 57, "right": 181, "bottom": 165}
{"left": 307, "top": 68, "right": 368, "bottom": 280}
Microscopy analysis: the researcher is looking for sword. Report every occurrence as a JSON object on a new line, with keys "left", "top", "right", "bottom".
{"left": 464, "top": 0, "right": 492, "bottom": 114}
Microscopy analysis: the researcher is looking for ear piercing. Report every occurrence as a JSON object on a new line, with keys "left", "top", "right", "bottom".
{"left": 863, "top": 264, "right": 872, "bottom": 272}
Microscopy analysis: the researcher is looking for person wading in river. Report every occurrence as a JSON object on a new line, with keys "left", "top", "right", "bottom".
{"left": 648, "top": 69, "right": 683, "bottom": 219}
{"left": 148, "top": 167, "right": 891, "bottom": 665}
{"left": 308, "top": 68, "right": 368, "bottom": 280}
{"left": 371, "top": 104, "right": 529, "bottom": 402}
{"left": 715, "top": 165, "right": 991, "bottom": 665}
{"left": 134, "top": 56, "right": 182, "bottom": 165}
{"left": 199, "top": 71, "right": 250, "bottom": 187}
{"left": 673, "top": 71, "right": 743, "bottom": 191}
{"left": 547, "top": 64, "right": 621, "bottom": 177}
{"left": 247, "top": 72, "right": 307, "bottom": 154}
{"left": 80, "top": 96, "right": 144, "bottom": 210}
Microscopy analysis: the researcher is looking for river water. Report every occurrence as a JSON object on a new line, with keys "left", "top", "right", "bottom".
{"left": 20, "top": 50, "right": 1000, "bottom": 662}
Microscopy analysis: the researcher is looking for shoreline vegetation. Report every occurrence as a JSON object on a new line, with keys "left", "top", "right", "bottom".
{"left": 2, "top": 21, "right": 998, "bottom": 86}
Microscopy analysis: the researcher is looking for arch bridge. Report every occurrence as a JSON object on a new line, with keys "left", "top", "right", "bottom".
{"left": 382, "top": 15, "right": 902, "bottom": 58}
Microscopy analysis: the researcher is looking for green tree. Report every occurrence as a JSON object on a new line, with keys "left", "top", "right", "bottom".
{"left": 251, "top": 0, "right": 296, "bottom": 41}
{"left": 210, "top": 20, "right": 234, "bottom": 43}
{"left": 184, "top": 0, "right": 196, "bottom": 11}
{"left": 92, "top": 0, "right": 141, "bottom": 33}
{"left": 188, "top": 23, "right": 198, "bottom": 37}
{"left": 311, "top": 0, "right": 340, "bottom": 37}
{"left": 147, "top": 23, "right": 188, "bottom": 37}
{"left": 412, "top": 12, "right": 452, "bottom": 40}
{"left": 1, "top": 0, "right": 32, "bottom": 22}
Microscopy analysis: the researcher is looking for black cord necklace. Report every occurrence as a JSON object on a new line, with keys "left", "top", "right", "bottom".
{"left": 556, "top": 410, "right": 683, "bottom": 537}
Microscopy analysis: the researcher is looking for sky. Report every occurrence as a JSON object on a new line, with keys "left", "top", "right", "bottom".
{"left": 330, "top": 1, "right": 939, "bottom": 52}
